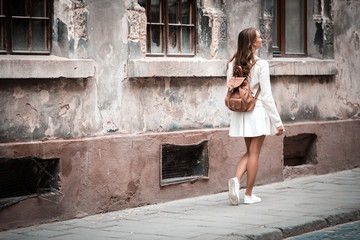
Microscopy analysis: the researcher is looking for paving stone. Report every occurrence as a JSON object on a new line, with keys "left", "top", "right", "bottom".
{"left": 0, "top": 232, "right": 29, "bottom": 240}
{"left": 36, "top": 223, "right": 80, "bottom": 232}
{"left": 231, "top": 227, "right": 282, "bottom": 240}
{"left": 15, "top": 229, "right": 67, "bottom": 238}
{"left": 187, "top": 233, "right": 230, "bottom": 240}
{"left": 51, "top": 232, "right": 115, "bottom": 240}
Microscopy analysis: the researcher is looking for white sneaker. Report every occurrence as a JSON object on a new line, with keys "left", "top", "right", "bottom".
{"left": 244, "top": 194, "right": 261, "bottom": 204}
{"left": 228, "top": 177, "right": 240, "bottom": 206}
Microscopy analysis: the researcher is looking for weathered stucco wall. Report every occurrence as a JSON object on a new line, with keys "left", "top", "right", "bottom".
{"left": 225, "top": 0, "right": 261, "bottom": 58}
{"left": 271, "top": 0, "right": 360, "bottom": 122}
{"left": 0, "top": 0, "right": 359, "bottom": 142}
{"left": 122, "top": 77, "right": 228, "bottom": 132}
{"left": 333, "top": 0, "right": 360, "bottom": 119}
{"left": 0, "top": 78, "right": 99, "bottom": 142}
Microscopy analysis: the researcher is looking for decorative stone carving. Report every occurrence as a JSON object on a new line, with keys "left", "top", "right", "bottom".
{"left": 259, "top": 9, "right": 273, "bottom": 60}
{"left": 201, "top": 7, "right": 227, "bottom": 59}
{"left": 127, "top": 3, "right": 147, "bottom": 56}
{"left": 313, "top": 0, "right": 334, "bottom": 58}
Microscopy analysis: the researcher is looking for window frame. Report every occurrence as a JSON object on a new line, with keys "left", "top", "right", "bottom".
{"left": 143, "top": 0, "right": 196, "bottom": 57}
{"left": 0, "top": 0, "right": 52, "bottom": 55}
{"left": 273, "top": 0, "right": 307, "bottom": 57}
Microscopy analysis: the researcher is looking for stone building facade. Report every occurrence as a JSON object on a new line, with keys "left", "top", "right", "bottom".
{"left": 0, "top": 0, "right": 359, "bottom": 230}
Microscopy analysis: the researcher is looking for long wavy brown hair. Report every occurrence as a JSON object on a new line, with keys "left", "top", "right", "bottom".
{"left": 226, "top": 28, "right": 258, "bottom": 78}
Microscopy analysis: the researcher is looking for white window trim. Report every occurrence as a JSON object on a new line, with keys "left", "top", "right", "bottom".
{"left": 0, "top": 55, "right": 95, "bottom": 79}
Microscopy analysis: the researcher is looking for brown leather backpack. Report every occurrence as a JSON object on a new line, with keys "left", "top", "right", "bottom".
{"left": 225, "top": 60, "right": 260, "bottom": 112}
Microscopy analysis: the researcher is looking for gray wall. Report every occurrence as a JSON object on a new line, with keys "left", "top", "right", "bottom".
{"left": 0, "top": 0, "right": 359, "bottom": 141}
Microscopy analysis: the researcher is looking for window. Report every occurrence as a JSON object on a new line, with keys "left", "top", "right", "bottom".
{"left": 138, "top": 0, "right": 196, "bottom": 57}
{"left": 0, "top": 0, "right": 51, "bottom": 54}
{"left": 265, "top": 0, "right": 307, "bottom": 56}
{"left": 160, "top": 140, "right": 209, "bottom": 186}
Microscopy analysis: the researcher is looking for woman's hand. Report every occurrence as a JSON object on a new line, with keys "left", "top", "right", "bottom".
{"left": 276, "top": 126, "right": 284, "bottom": 136}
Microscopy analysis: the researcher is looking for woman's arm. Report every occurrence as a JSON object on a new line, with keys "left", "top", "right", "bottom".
{"left": 226, "top": 60, "right": 234, "bottom": 82}
{"left": 258, "top": 60, "right": 284, "bottom": 129}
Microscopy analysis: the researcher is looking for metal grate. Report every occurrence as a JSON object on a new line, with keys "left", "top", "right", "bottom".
{"left": 0, "top": 157, "right": 63, "bottom": 209}
{"left": 160, "top": 140, "right": 209, "bottom": 186}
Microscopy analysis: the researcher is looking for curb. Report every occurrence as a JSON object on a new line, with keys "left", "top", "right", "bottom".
{"left": 236, "top": 208, "right": 360, "bottom": 240}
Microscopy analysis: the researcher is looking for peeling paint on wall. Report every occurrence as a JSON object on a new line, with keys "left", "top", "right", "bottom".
{"left": 0, "top": 0, "right": 359, "bottom": 142}
{"left": 199, "top": 5, "right": 227, "bottom": 59}
{"left": 351, "top": 31, "right": 360, "bottom": 50}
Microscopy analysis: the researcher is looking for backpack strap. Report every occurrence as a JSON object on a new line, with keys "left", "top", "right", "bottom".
{"left": 232, "top": 58, "right": 262, "bottom": 99}
{"left": 254, "top": 86, "right": 261, "bottom": 100}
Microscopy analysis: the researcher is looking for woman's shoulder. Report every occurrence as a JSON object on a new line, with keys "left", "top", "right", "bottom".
{"left": 255, "top": 58, "right": 269, "bottom": 68}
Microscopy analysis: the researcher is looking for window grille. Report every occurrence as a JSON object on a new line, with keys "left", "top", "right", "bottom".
{"left": 0, "top": 157, "right": 63, "bottom": 209}
{"left": 160, "top": 140, "right": 209, "bottom": 186}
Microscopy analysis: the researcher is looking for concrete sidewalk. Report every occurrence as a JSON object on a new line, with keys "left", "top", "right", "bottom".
{"left": 1, "top": 168, "right": 360, "bottom": 240}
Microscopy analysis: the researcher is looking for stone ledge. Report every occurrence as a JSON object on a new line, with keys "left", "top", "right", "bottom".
{"left": 128, "top": 58, "right": 227, "bottom": 78}
{"left": 269, "top": 58, "right": 338, "bottom": 76}
{"left": 128, "top": 57, "right": 338, "bottom": 78}
{"left": 0, "top": 55, "right": 96, "bottom": 79}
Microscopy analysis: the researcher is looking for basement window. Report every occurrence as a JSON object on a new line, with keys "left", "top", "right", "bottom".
{"left": 0, "top": 157, "right": 63, "bottom": 209}
{"left": 283, "top": 133, "right": 317, "bottom": 166}
{"left": 160, "top": 140, "right": 209, "bottom": 186}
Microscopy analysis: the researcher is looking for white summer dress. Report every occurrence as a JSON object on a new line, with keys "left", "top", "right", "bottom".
{"left": 228, "top": 57, "right": 283, "bottom": 137}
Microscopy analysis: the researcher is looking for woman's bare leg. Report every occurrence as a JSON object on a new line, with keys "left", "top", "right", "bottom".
{"left": 235, "top": 138, "right": 251, "bottom": 182}
{"left": 245, "top": 135, "right": 265, "bottom": 196}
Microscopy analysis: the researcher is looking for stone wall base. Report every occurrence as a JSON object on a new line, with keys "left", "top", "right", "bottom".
{"left": 0, "top": 119, "right": 359, "bottom": 230}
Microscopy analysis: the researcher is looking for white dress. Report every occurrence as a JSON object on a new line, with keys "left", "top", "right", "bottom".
{"left": 228, "top": 58, "right": 283, "bottom": 137}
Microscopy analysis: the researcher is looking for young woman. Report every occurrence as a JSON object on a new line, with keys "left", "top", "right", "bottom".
{"left": 226, "top": 28, "right": 284, "bottom": 205}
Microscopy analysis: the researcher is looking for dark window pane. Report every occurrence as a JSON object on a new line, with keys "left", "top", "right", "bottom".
{"left": 182, "top": 27, "right": 191, "bottom": 53}
{"left": 151, "top": 0, "right": 160, "bottom": 23}
{"left": 32, "top": 20, "right": 46, "bottom": 51}
{"left": 285, "top": 0, "right": 304, "bottom": 54}
{"left": 12, "top": 0, "right": 27, "bottom": 16}
{"left": 0, "top": 0, "right": 4, "bottom": 15}
{"left": 31, "top": 0, "right": 45, "bottom": 17}
{"left": 168, "top": 0, "right": 178, "bottom": 23}
{"left": 272, "top": 0, "right": 277, "bottom": 48}
{"left": 146, "top": 24, "right": 150, "bottom": 53}
{"left": 0, "top": 18, "right": 5, "bottom": 51}
{"left": 182, "top": 0, "right": 190, "bottom": 24}
{"left": 138, "top": 0, "right": 146, "bottom": 8}
{"left": 168, "top": 26, "right": 179, "bottom": 53}
{"left": 150, "top": 25, "right": 162, "bottom": 53}
{"left": 12, "top": 19, "right": 28, "bottom": 51}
